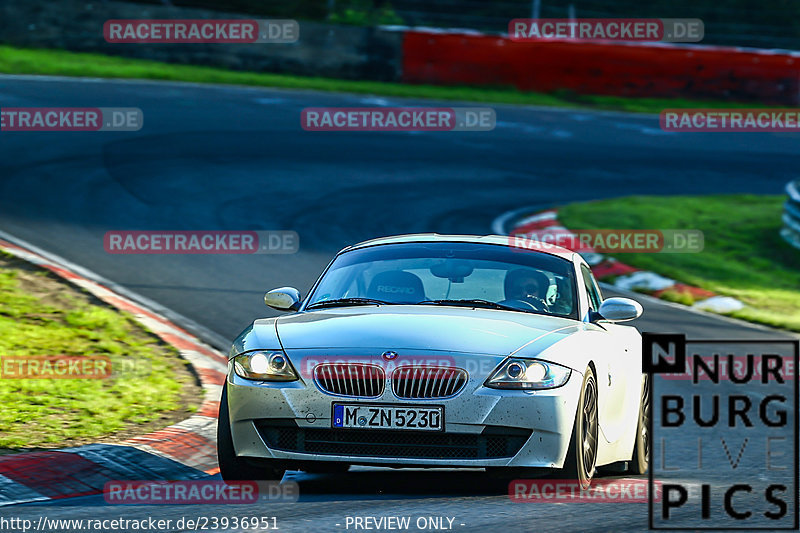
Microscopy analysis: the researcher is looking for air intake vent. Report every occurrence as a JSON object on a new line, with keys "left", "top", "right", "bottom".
{"left": 255, "top": 422, "right": 531, "bottom": 459}
{"left": 313, "top": 363, "right": 385, "bottom": 397}
{"left": 391, "top": 366, "right": 467, "bottom": 399}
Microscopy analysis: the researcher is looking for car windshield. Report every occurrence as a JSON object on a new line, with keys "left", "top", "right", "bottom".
{"left": 305, "top": 242, "right": 577, "bottom": 319}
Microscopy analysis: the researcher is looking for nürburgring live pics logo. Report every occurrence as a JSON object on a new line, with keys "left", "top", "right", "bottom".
{"left": 644, "top": 333, "right": 798, "bottom": 529}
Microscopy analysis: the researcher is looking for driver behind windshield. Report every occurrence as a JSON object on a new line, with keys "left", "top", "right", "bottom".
{"left": 503, "top": 268, "right": 551, "bottom": 311}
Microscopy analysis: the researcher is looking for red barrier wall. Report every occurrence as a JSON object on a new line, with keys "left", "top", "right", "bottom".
{"left": 402, "top": 31, "right": 800, "bottom": 104}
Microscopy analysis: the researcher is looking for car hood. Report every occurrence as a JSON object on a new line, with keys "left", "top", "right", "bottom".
{"left": 272, "top": 305, "right": 582, "bottom": 356}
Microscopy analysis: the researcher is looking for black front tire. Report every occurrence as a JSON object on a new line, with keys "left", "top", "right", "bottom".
{"left": 563, "top": 367, "right": 598, "bottom": 489}
{"left": 217, "top": 382, "right": 286, "bottom": 482}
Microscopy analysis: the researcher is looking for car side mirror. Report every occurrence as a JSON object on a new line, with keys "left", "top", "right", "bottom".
{"left": 265, "top": 287, "right": 301, "bottom": 311}
{"left": 596, "top": 297, "right": 643, "bottom": 322}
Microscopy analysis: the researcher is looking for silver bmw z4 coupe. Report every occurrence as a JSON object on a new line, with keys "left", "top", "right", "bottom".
{"left": 218, "top": 234, "right": 649, "bottom": 488}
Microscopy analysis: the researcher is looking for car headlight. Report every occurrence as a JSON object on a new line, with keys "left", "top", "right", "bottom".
{"left": 484, "top": 358, "right": 571, "bottom": 390}
{"left": 233, "top": 350, "right": 298, "bottom": 381}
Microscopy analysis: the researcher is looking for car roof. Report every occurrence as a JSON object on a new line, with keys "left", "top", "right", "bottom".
{"left": 342, "top": 233, "right": 577, "bottom": 261}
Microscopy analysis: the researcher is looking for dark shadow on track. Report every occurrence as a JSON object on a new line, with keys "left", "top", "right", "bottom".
{"left": 288, "top": 467, "right": 645, "bottom": 501}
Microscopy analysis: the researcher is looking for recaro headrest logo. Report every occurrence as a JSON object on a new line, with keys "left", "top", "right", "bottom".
{"left": 376, "top": 285, "right": 416, "bottom": 294}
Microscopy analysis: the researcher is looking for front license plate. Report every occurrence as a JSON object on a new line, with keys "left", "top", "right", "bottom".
{"left": 332, "top": 403, "right": 444, "bottom": 431}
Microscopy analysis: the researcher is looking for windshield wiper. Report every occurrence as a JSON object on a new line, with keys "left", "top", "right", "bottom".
{"left": 417, "top": 299, "right": 523, "bottom": 312}
{"left": 306, "top": 297, "right": 392, "bottom": 310}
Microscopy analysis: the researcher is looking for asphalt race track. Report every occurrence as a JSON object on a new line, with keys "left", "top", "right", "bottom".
{"left": 0, "top": 75, "right": 797, "bottom": 532}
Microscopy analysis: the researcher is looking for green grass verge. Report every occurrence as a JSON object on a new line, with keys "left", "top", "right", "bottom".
{"left": 0, "top": 252, "right": 199, "bottom": 450}
{"left": 559, "top": 195, "right": 800, "bottom": 332}
{"left": 0, "top": 45, "right": 766, "bottom": 113}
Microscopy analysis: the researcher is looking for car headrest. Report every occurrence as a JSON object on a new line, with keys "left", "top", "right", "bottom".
{"left": 367, "top": 271, "right": 426, "bottom": 303}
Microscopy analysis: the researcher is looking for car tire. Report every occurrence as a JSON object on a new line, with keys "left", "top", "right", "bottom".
{"left": 627, "top": 375, "right": 650, "bottom": 475}
{"left": 563, "top": 367, "right": 598, "bottom": 489}
{"left": 217, "top": 382, "right": 286, "bottom": 482}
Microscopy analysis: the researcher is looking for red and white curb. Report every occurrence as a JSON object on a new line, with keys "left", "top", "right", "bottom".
{"left": 0, "top": 238, "right": 228, "bottom": 506}
{"left": 505, "top": 209, "right": 745, "bottom": 314}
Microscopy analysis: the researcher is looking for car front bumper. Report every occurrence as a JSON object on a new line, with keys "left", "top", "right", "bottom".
{"left": 226, "top": 353, "right": 583, "bottom": 469}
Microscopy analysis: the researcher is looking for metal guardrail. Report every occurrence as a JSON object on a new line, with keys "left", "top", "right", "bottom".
{"left": 781, "top": 180, "right": 800, "bottom": 250}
